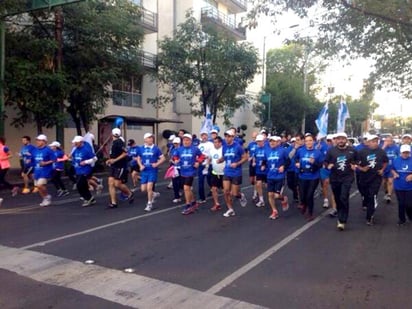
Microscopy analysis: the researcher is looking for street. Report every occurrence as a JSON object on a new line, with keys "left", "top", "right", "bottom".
{"left": 0, "top": 172, "right": 410, "bottom": 309}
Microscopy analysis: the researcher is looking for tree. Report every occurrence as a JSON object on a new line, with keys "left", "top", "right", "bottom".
{"left": 248, "top": 0, "right": 412, "bottom": 98}
{"left": 153, "top": 11, "right": 259, "bottom": 125}
{"left": 3, "top": 0, "right": 144, "bottom": 134}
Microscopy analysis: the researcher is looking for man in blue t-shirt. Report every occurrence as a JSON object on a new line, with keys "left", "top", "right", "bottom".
{"left": 20, "top": 135, "right": 36, "bottom": 194}
{"left": 219, "top": 130, "right": 248, "bottom": 217}
{"left": 137, "top": 133, "right": 165, "bottom": 212}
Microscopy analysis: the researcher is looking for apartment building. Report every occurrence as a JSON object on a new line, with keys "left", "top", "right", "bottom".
{"left": 4, "top": 0, "right": 261, "bottom": 165}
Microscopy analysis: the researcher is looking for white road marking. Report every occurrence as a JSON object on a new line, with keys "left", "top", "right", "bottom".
{"left": 206, "top": 190, "right": 359, "bottom": 294}
{"left": 0, "top": 245, "right": 266, "bottom": 309}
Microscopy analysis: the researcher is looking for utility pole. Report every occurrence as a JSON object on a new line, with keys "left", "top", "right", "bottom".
{"left": 0, "top": 20, "right": 4, "bottom": 137}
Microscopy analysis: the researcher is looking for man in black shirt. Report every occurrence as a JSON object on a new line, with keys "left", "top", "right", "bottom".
{"left": 324, "top": 132, "right": 357, "bottom": 231}
{"left": 356, "top": 135, "right": 388, "bottom": 225}
{"left": 106, "top": 128, "right": 134, "bottom": 208}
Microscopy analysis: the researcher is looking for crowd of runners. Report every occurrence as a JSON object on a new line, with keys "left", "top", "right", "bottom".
{"left": 1, "top": 127, "right": 412, "bottom": 230}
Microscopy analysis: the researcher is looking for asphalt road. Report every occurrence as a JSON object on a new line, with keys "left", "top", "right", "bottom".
{"left": 0, "top": 171, "right": 410, "bottom": 309}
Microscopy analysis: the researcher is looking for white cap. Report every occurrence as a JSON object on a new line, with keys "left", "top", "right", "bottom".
{"left": 112, "top": 128, "right": 121, "bottom": 137}
{"left": 291, "top": 137, "right": 296, "bottom": 142}
{"left": 402, "top": 133, "right": 412, "bottom": 139}
{"left": 144, "top": 132, "right": 153, "bottom": 139}
{"left": 172, "top": 137, "right": 181, "bottom": 144}
{"left": 49, "top": 141, "right": 61, "bottom": 147}
{"left": 400, "top": 144, "right": 411, "bottom": 153}
{"left": 259, "top": 129, "right": 268, "bottom": 135}
{"left": 36, "top": 134, "right": 47, "bottom": 141}
{"left": 168, "top": 134, "right": 176, "bottom": 141}
{"left": 366, "top": 134, "right": 379, "bottom": 141}
{"left": 255, "top": 134, "right": 265, "bottom": 142}
{"left": 210, "top": 129, "right": 218, "bottom": 134}
{"left": 182, "top": 133, "right": 192, "bottom": 139}
{"left": 224, "top": 130, "right": 235, "bottom": 136}
{"left": 200, "top": 130, "right": 208, "bottom": 135}
{"left": 335, "top": 132, "right": 348, "bottom": 138}
{"left": 269, "top": 135, "right": 281, "bottom": 141}
{"left": 326, "top": 134, "right": 334, "bottom": 140}
{"left": 72, "top": 135, "right": 83, "bottom": 143}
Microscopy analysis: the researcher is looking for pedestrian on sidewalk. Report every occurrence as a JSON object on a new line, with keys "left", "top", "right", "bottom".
{"left": 0, "top": 137, "right": 19, "bottom": 196}
{"left": 33, "top": 135, "right": 55, "bottom": 207}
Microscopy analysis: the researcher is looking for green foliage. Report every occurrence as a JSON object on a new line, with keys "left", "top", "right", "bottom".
{"left": 153, "top": 11, "right": 260, "bottom": 124}
{"left": 248, "top": 0, "right": 412, "bottom": 98}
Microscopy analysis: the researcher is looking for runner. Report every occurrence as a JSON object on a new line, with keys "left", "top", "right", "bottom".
{"left": 381, "top": 135, "right": 399, "bottom": 203}
{"left": 286, "top": 133, "right": 304, "bottom": 204}
{"left": 253, "top": 134, "right": 267, "bottom": 207}
{"left": 49, "top": 141, "right": 69, "bottom": 197}
{"left": 137, "top": 133, "right": 165, "bottom": 212}
{"left": 197, "top": 130, "right": 213, "bottom": 203}
{"left": 19, "top": 136, "right": 36, "bottom": 194}
{"left": 246, "top": 132, "right": 258, "bottom": 202}
{"left": 324, "top": 132, "right": 357, "bottom": 231}
{"left": 127, "top": 139, "right": 140, "bottom": 191}
{"left": 219, "top": 130, "right": 248, "bottom": 217}
{"left": 209, "top": 136, "right": 225, "bottom": 211}
{"left": 0, "top": 137, "right": 19, "bottom": 196}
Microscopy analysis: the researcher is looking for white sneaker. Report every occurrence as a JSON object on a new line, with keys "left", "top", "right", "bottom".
{"left": 256, "top": 200, "right": 265, "bottom": 207}
{"left": 144, "top": 203, "right": 153, "bottom": 212}
{"left": 40, "top": 195, "right": 51, "bottom": 207}
{"left": 0, "top": 198, "right": 3, "bottom": 207}
{"left": 223, "top": 209, "right": 235, "bottom": 217}
{"left": 323, "top": 198, "right": 329, "bottom": 208}
{"left": 239, "top": 193, "right": 247, "bottom": 207}
{"left": 172, "top": 198, "right": 181, "bottom": 203}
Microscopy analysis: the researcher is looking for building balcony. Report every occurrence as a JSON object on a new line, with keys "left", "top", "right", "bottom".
{"left": 200, "top": 7, "right": 246, "bottom": 41}
{"left": 138, "top": 6, "right": 158, "bottom": 34}
{"left": 138, "top": 50, "right": 157, "bottom": 71}
{"left": 219, "top": 0, "right": 247, "bottom": 14}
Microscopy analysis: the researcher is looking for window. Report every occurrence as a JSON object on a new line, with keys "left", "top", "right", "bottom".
{"left": 112, "top": 76, "right": 143, "bottom": 108}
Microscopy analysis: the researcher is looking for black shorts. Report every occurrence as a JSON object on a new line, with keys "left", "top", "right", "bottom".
{"left": 181, "top": 176, "right": 194, "bottom": 186}
{"left": 22, "top": 166, "right": 34, "bottom": 175}
{"left": 256, "top": 174, "right": 267, "bottom": 182}
{"left": 249, "top": 162, "right": 256, "bottom": 177}
{"left": 223, "top": 175, "right": 242, "bottom": 185}
{"left": 130, "top": 165, "right": 140, "bottom": 173}
{"left": 267, "top": 178, "right": 284, "bottom": 194}
{"left": 211, "top": 174, "right": 223, "bottom": 189}
{"left": 110, "top": 167, "right": 128, "bottom": 183}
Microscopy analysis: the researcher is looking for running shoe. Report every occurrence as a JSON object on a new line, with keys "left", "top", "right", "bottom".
{"left": 107, "top": 203, "right": 118, "bottom": 209}
{"left": 22, "top": 188, "right": 31, "bottom": 194}
{"left": 0, "top": 198, "right": 3, "bottom": 207}
{"left": 32, "top": 187, "right": 39, "bottom": 193}
{"left": 11, "top": 186, "right": 19, "bottom": 197}
{"left": 239, "top": 193, "right": 247, "bottom": 207}
{"left": 223, "top": 209, "right": 235, "bottom": 217}
{"left": 172, "top": 198, "right": 181, "bottom": 203}
{"left": 39, "top": 195, "right": 51, "bottom": 207}
{"left": 96, "top": 184, "right": 104, "bottom": 195}
{"left": 153, "top": 192, "right": 160, "bottom": 201}
{"left": 56, "top": 189, "right": 63, "bottom": 197}
{"left": 252, "top": 195, "right": 259, "bottom": 203}
{"left": 337, "top": 221, "right": 345, "bottom": 231}
{"left": 269, "top": 210, "right": 279, "bottom": 220}
{"left": 82, "top": 197, "right": 96, "bottom": 207}
{"left": 323, "top": 198, "right": 329, "bottom": 208}
{"left": 60, "top": 190, "right": 70, "bottom": 197}
{"left": 127, "top": 192, "right": 135, "bottom": 204}
{"left": 210, "top": 204, "right": 222, "bottom": 212}
{"left": 197, "top": 199, "right": 206, "bottom": 204}
{"left": 329, "top": 209, "right": 338, "bottom": 217}
{"left": 144, "top": 202, "right": 153, "bottom": 212}
{"left": 281, "top": 196, "right": 289, "bottom": 211}
{"left": 255, "top": 200, "right": 265, "bottom": 207}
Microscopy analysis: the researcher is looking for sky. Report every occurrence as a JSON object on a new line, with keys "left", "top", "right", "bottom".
{"left": 248, "top": 10, "right": 412, "bottom": 118}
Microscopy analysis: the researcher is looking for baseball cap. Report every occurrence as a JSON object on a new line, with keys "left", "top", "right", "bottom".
{"left": 366, "top": 134, "right": 379, "bottom": 141}
{"left": 36, "top": 134, "right": 47, "bottom": 141}
{"left": 255, "top": 134, "right": 264, "bottom": 142}
{"left": 168, "top": 134, "right": 176, "bottom": 141}
{"left": 326, "top": 134, "right": 334, "bottom": 140}
{"left": 224, "top": 130, "right": 235, "bottom": 136}
{"left": 291, "top": 137, "right": 296, "bottom": 142}
{"left": 172, "top": 137, "right": 181, "bottom": 144}
{"left": 200, "top": 130, "right": 208, "bottom": 135}
{"left": 269, "top": 135, "right": 281, "bottom": 141}
{"left": 112, "top": 128, "right": 121, "bottom": 137}
{"left": 49, "top": 141, "right": 61, "bottom": 147}
{"left": 210, "top": 129, "right": 218, "bottom": 134}
{"left": 143, "top": 132, "right": 153, "bottom": 139}
{"left": 335, "top": 132, "right": 348, "bottom": 138}
{"left": 400, "top": 144, "right": 411, "bottom": 153}
{"left": 72, "top": 135, "right": 83, "bottom": 143}
{"left": 182, "top": 133, "right": 192, "bottom": 139}
{"left": 402, "top": 133, "right": 412, "bottom": 139}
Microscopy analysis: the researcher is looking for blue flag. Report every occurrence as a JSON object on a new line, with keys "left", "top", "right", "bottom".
{"left": 337, "top": 100, "right": 350, "bottom": 133}
{"left": 200, "top": 105, "right": 213, "bottom": 134}
{"left": 315, "top": 102, "right": 328, "bottom": 139}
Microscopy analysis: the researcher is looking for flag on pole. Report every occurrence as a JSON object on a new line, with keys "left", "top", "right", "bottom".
{"left": 337, "top": 100, "right": 350, "bottom": 133}
{"left": 200, "top": 105, "right": 213, "bottom": 134}
{"left": 315, "top": 102, "right": 328, "bottom": 139}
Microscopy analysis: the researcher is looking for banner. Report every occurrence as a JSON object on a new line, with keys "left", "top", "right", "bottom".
{"left": 315, "top": 102, "right": 328, "bottom": 139}
{"left": 337, "top": 100, "right": 350, "bottom": 133}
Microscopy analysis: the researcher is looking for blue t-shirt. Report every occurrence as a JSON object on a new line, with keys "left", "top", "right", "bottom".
{"left": 138, "top": 144, "right": 163, "bottom": 173}
{"left": 384, "top": 144, "right": 400, "bottom": 166}
{"left": 295, "top": 146, "right": 323, "bottom": 180}
{"left": 265, "top": 146, "right": 288, "bottom": 180}
{"left": 392, "top": 156, "right": 412, "bottom": 191}
{"left": 52, "top": 148, "right": 65, "bottom": 171}
{"left": 20, "top": 144, "right": 36, "bottom": 168}
{"left": 72, "top": 143, "right": 95, "bottom": 175}
{"left": 33, "top": 146, "right": 55, "bottom": 179}
{"left": 247, "top": 140, "right": 257, "bottom": 160}
{"left": 127, "top": 145, "right": 140, "bottom": 167}
{"left": 254, "top": 145, "right": 267, "bottom": 175}
{"left": 222, "top": 142, "right": 245, "bottom": 177}
{"left": 175, "top": 146, "right": 203, "bottom": 177}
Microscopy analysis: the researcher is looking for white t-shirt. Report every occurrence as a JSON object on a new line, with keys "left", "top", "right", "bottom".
{"left": 209, "top": 146, "right": 225, "bottom": 175}
{"left": 198, "top": 140, "right": 214, "bottom": 166}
